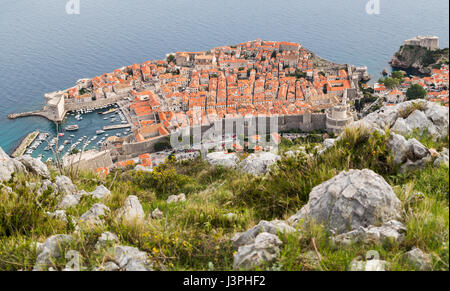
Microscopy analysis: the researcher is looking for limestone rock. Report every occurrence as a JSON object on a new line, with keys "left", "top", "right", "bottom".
{"left": 407, "top": 138, "right": 430, "bottom": 161}
{"left": 54, "top": 176, "right": 78, "bottom": 195}
{"left": 233, "top": 232, "right": 282, "bottom": 270}
{"left": 33, "top": 234, "right": 74, "bottom": 271}
{"left": 91, "top": 185, "right": 111, "bottom": 200}
{"left": 0, "top": 147, "right": 26, "bottom": 182}
{"left": 349, "top": 259, "right": 389, "bottom": 271}
{"left": 57, "top": 194, "right": 82, "bottom": 209}
{"left": 404, "top": 110, "right": 439, "bottom": 138}
{"left": 391, "top": 117, "right": 409, "bottom": 135}
{"left": 323, "top": 138, "right": 336, "bottom": 149}
{"left": 103, "top": 261, "right": 120, "bottom": 271}
{"left": 151, "top": 208, "right": 163, "bottom": 219}
{"left": 238, "top": 152, "right": 280, "bottom": 175}
{"left": 46, "top": 210, "right": 67, "bottom": 222}
{"left": 15, "top": 155, "right": 50, "bottom": 179}
{"left": 403, "top": 247, "right": 432, "bottom": 271}
{"left": 332, "top": 220, "right": 406, "bottom": 245}
{"left": 116, "top": 195, "right": 145, "bottom": 223}
{"left": 424, "top": 102, "right": 449, "bottom": 133}
{"left": 111, "top": 245, "right": 152, "bottom": 271}
{"left": 232, "top": 220, "right": 295, "bottom": 248}
{"left": 206, "top": 152, "right": 239, "bottom": 168}
{"left": 39, "top": 179, "right": 57, "bottom": 195}
{"left": 166, "top": 193, "right": 186, "bottom": 204}
{"left": 434, "top": 148, "right": 449, "bottom": 167}
{"left": 387, "top": 133, "right": 409, "bottom": 165}
{"left": 288, "top": 169, "right": 402, "bottom": 234}
{"left": 96, "top": 232, "right": 119, "bottom": 249}
{"left": 359, "top": 100, "right": 448, "bottom": 142}
{"left": 79, "top": 203, "right": 110, "bottom": 226}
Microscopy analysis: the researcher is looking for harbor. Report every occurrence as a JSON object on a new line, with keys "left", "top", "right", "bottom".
{"left": 16, "top": 104, "right": 134, "bottom": 162}
{"left": 11, "top": 130, "right": 40, "bottom": 158}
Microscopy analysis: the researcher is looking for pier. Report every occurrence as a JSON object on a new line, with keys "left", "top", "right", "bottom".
{"left": 103, "top": 124, "right": 131, "bottom": 131}
{"left": 11, "top": 130, "right": 40, "bottom": 158}
{"left": 8, "top": 95, "right": 126, "bottom": 122}
{"left": 8, "top": 110, "right": 54, "bottom": 121}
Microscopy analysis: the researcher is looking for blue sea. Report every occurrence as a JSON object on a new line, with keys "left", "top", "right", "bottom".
{"left": 0, "top": 0, "right": 449, "bottom": 155}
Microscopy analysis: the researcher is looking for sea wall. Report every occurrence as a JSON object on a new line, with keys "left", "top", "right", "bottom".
{"left": 64, "top": 150, "right": 113, "bottom": 170}
{"left": 117, "top": 113, "right": 327, "bottom": 161}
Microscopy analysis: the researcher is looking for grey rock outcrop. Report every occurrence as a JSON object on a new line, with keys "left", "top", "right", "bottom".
{"left": 91, "top": 185, "right": 111, "bottom": 200}
{"left": 0, "top": 147, "right": 26, "bottom": 182}
{"left": 151, "top": 208, "right": 163, "bottom": 219}
{"left": 238, "top": 152, "right": 280, "bottom": 175}
{"left": 323, "top": 138, "right": 336, "bottom": 149}
{"left": 233, "top": 232, "right": 282, "bottom": 270}
{"left": 232, "top": 220, "right": 295, "bottom": 248}
{"left": 349, "top": 259, "right": 389, "bottom": 271}
{"left": 116, "top": 195, "right": 145, "bottom": 223}
{"left": 166, "top": 193, "right": 186, "bottom": 204}
{"left": 96, "top": 232, "right": 119, "bottom": 249}
{"left": 206, "top": 152, "right": 239, "bottom": 168}
{"left": 46, "top": 210, "right": 68, "bottom": 222}
{"left": 332, "top": 220, "right": 406, "bottom": 245}
{"left": 79, "top": 203, "right": 110, "bottom": 226}
{"left": 288, "top": 169, "right": 402, "bottom": 234}
{"left": 403, "top": 247, "right": 432, "bottom": 271}
{"left": 33, "top": 234, "right": 74, "bottom": 271}
{"left": 387, "top": 133, "right": 431, "bottom": 172}
{"left": 434, "top": 148, "right": 449, "bottom": 167}
{"left": 15, "top": 155, "right": 50, "bottom": 179}
{"left": 54, "top": 176, "right": 78, "bottom": 195}
{"left": 362, "top": 100, "right": 448, "bottom": 140}
{"left": 57, "top": 194, "right": 82, "bottom": 209}
{"left": 110, "top": 245, "right": 153, "bottom": 271}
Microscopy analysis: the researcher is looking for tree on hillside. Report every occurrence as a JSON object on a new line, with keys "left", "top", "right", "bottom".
{"left": 391, "top": 71, "right": 405, "bottom": 83}
{"left": 382, "top": 77, "right": 400, "bottom": 89}
{"left": 167, "top": 54, "right": 175, "bottom": 63}
{"left": 406, "top": 84, "right": 427, "bottom": 100}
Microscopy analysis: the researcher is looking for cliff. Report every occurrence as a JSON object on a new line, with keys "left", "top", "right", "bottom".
{"left": 390, "top": 44, "right": 449, "bottom": 75}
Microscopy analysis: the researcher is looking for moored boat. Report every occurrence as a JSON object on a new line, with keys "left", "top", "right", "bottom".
{"left": 65, "top": 125, "right": 79, "bottom": 131}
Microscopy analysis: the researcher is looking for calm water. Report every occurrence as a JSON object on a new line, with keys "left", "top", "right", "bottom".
{"left": 0, "top": 0, "right": 449, "bottom": 154}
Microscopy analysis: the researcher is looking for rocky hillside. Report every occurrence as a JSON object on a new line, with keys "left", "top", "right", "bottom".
{"left": 390, "top": 45, "right": 449, "bottom": 75}
{"left": 0, "top": 100, "right": 448, "bottom": 271}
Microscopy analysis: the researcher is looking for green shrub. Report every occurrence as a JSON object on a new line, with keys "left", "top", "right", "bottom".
{"left": 231, "top": 126, "right": 396, "bottom": 220}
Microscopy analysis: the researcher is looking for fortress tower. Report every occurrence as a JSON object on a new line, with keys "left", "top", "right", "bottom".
{"left": 404, "top": 36, "right": 439, "bottom": 50}
{"left": 326, "top": 89, "right": 354, "bottom": 134}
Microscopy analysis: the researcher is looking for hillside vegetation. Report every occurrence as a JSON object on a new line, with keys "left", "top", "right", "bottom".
{"left": 0, "top": 101, "right": 448, "bottom": 271}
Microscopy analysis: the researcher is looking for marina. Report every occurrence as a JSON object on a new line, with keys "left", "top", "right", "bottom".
{"left": 17, "top": 104, "right": 134, "bottom": 161}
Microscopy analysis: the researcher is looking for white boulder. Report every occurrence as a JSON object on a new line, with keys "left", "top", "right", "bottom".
{"left": 116, "top": 195, "right": 145, "bottom": 223}
{"left": 79, "top": 203, "right": 110, "bottom": 226}
{"left": 232, "top": 220, "right": 295, "bottom": 248}
{"left": 15, "top": 155, "right": 50, "bottom": 179}
{"left": 166, "top": 193, "right": 186, "bottom": 204}
{"left": 0, "top": 147, "right": 26, "bottom": 182}
{"left": 91, "top": 185, "right": 111, "bottom": 200}
{"left": 238, "top": 152, "right": 280, "bottom": 175}
{"left": 206, "top": 152, "right": 239, "bottom": 168}
{"left": 54, "top": 176, "right": 78, "bottom": 195}
{"left": 288, "top": 169, "right": 402, "bottom": 234}
{"left": 233, "top": 232, "right": 282, "bottom": 270}
{"left": 33, "top": 234, "right": 74, "bottom": 271}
